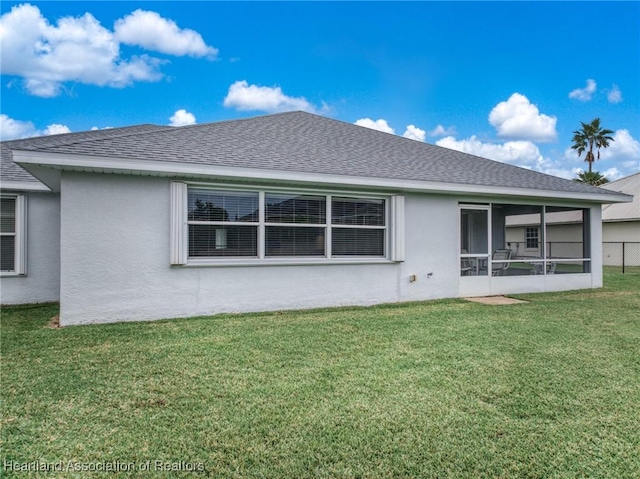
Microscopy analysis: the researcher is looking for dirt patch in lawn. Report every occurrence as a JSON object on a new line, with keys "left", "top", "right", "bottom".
{"left": 46, "top": 315, "right": 60, "bottom": 328}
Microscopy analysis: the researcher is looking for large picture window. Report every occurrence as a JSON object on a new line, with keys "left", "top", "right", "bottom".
{"left": 173, "top": 184, "right": 398, "bottom": 264}
{"left": 0, "top": 195, "right": 26, "bottom": 275}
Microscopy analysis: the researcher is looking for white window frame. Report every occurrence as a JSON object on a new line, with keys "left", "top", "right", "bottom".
{"left": 0, "top": 194, "right": 27, "bottom": 276}
{"left": 170, "top": 182, "right": 404, "bottom": 266}
{"left": 264, "top": 191, "right": 326, "bottom": 258}
{"left": 525, "top": 226, "right": 539, "bottom": 250}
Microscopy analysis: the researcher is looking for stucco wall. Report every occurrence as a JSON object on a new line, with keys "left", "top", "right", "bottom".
{"left": 603, "top": 221, "right": 640, "bottom": 242}
{"left": 603, "top": 221, "right": 640, "bottom": 266}
{"left": 506, "top": 223, "right": 586, "bottom": 258}
{"left": 0, "top": 192, "right": 60, "bottom": 304}
{"left": 59, "top": 173, "right": 460, "bottom": 325}
{"left": 57, "top": 173, "right": 606, "bottom": 325}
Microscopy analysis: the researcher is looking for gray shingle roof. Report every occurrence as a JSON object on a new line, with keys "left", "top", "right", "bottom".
{"left": 1, "top": 124, "right": 168, "bottom": 185}
{"left": 4, "top": 111, "right": 630, "bottom": 199}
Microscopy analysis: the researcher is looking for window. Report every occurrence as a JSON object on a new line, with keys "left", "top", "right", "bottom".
{"left": 188, "top": 189, "right": 259, "bottom": 257}
{"left": 0, "top": 195, "right": 26, "bottom": 275}
{"left": 525, "top": 227, "right": 539, "bottom": 249}
{"left": 265, "top": 193, "right": 326, "bottom": 257}
{"left": 171, "top": 183, "right": 403, "bottom": 264}
{"left": 332, "top": 197, "right": 385, "bottom": 256}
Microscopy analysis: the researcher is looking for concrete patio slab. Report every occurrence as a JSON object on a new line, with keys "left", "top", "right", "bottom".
{"left": 464, "top": 296, "right": 528, "bottom": 305}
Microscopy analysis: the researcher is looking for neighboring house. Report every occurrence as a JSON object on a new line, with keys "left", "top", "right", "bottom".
{"left": 506, "top": 172, "right": 639, "bottom": 266}
{"left": 601, "top": 173, "right": 640, "bottom": 263}
{"left": 0, "top": 112, "right": 632, "bottom": 326}
{"left": 601, "top": 173, "right": 640, "bottom": 229}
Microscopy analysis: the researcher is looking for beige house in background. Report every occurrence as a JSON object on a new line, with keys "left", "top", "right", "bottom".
{"left": 601, "top": 173, "right": 640, "bottom": 241}
{"left": 506, "top": 172, "right": 639, "bottom": 266}
{"left": 601, "top": 173, "right": 640, "bottom": 266}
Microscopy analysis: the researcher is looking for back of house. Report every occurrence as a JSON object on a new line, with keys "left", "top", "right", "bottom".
{"left": 1, "top": 112, "right": 632, "bottom": 325}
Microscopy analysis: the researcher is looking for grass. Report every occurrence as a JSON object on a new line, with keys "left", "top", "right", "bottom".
{"left": 1, "top": 271, "right": 639, "bottom": 478}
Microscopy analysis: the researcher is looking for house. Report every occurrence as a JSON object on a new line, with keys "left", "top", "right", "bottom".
{"left": 505, "top": 172, "right": 639, "bottom": 266}
{"left": 0, "top": 111, "right": 632, "bottom": 326}
{"left": 0, "top": 124, "right": 170, "bottom": 305}
{"left": 601, "top": 173, "right": 640, "bottom": 266}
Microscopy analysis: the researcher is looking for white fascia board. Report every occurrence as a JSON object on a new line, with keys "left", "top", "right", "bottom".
{"left": 13, "top": 149, "right": 634, "bottom": 204}
{"left": 603, "top": 218, "right": 640, "bottom": 223}
{"left": 0, "top": 180, "right": 50, "bottom": 192}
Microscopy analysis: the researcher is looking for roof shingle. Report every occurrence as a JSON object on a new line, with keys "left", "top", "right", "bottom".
{"left": 3, "top": 112, "right": 630, "bottom": 200}
{"left": 1, "top": 124, "right": 168, "bottom": 185}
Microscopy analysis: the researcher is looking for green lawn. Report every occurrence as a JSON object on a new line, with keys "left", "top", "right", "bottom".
{"left": 2, "top": 272, "right": 639, "bottom": 478}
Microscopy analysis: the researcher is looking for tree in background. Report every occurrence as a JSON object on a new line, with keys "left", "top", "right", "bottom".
{"left": 574, "top": 171, "right": 609, "bottom": 186}
{"left": 571, "top": 118, "right": 614, "bottom": 174}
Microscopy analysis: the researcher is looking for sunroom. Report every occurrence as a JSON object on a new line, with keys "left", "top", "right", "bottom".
{"left": 459, "top": 202, "right": 598, "bottom": 297}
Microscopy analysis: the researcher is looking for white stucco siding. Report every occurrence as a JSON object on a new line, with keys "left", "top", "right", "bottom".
{"left": 546, "top": 224, "right": 583, "bottom": 242}
{"left": 57, "top": 172, "right": 607, "bottom": 326}
{"left": 399, "top": 193, "right": 460, "bottom": 302}
{"left": 546, "top": 224, "right": 584, "bottom": 259}
{"left": 603, "top": 221, "right": 640, "bottom": 242}
{"left": 0, "top": 192, "right": 60, "bottom": 304}
{"left": 59, "top": 173, "right": 461, "bottom": 325}
{"left": 602, "top": 222, "right": 640, "bottom": 266}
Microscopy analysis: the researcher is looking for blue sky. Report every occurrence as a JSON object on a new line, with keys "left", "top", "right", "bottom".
{"left": 1, "top": 1, "right": 639, "bottom": 180}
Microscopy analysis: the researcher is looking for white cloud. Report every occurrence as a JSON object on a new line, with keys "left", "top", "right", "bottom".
{"left": 42, "top": 124, "right": 71, "bottom": 136}
{"left": 488, "top": 93, "right": 557, "bottom": 142}
{"left": 600, "top": 129, "right": 640, "bottom": 163}
{"left": 606, "top": 84, "right": 623, "bottom": 104}
{"left": 402, "top": 124, "right": 426, "bottom": 142}
{"left": 0, "top": 4, "right": 212, "bottom": 97}
{"left": 437, "top": 134, "right": 581, "bottom": 180}
{"left": 601, "top": 167, "right": 623, "bottom": 181}
{"left": 535, "top": 163, "right": 581, "bottom": 180}
{"left": 436, "top": 135, "right": 544, "bottom": 168}
{"left": 223, "top": 80, "right": 318, "bottom": 113}
{"left": 0, "top": 114, "right": 70, "bottom": 140}
{"left": 428, "top": 124, "right": 457, "bottom": 137}
{"left": 169, "top": 109, "right": 196, "bottom": 127}
{"left": 0, "top": 115, "right": 37, "bottom": 140}
{"left": 114, "top": 9, "right": 217, "bottom": 58}
{"left": 354, "top": 118, "right": 395, "bottom": 134}
{"left": 562, "top": 145, "right": 587, "bottom": 165}
{"left": 569, "top": 79, "right": 597, "bottom": 101}
{"left": 532, "top": 154, "right": 587, "bottom": 179}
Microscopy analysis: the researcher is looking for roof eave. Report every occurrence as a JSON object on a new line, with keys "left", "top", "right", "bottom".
{"left": 603, "top": 217, "right": 640, "bottom": 223}
{"left": 0, "top": 179, "right": 51, "bottom": 192}
{"left": 13, "top": 150, "right": 634, "bottom": 204}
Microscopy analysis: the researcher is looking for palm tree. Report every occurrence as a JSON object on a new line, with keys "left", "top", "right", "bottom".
{"left": 571, "top": 118, "right": 614, "bottom": 173}
{"left": 574, "top": 171, "right": 610, "bottom": 186}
